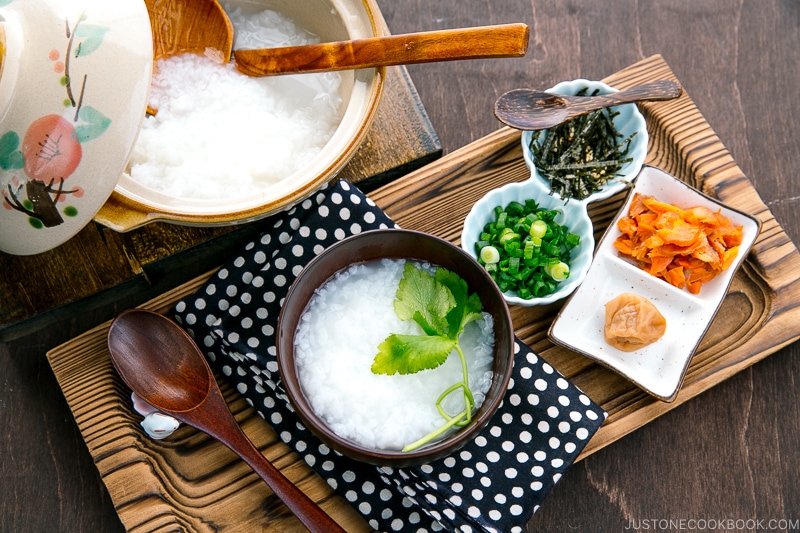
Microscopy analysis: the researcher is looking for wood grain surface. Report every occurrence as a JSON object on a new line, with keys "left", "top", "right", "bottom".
{"left": 4, "top": 1, "right": 800, "bottom": 532}
{"left": 379, "top": 2, "right": 800, "bottom": 531}
{"left": 45, "top": 55, "right": 800, "bottom": 532}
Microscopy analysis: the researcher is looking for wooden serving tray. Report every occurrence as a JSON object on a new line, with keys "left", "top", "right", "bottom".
{"left": 48, "top": 55, "right": 800, "bottom": 532}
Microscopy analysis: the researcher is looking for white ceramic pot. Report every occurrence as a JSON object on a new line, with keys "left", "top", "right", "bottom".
{"left": 95, "top": 0, "right": 385, "bottom": 232}
{"left": 0, "top": 0, "right": 152, "bottom": 255}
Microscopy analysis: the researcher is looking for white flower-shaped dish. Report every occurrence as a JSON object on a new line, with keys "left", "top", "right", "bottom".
{"left": 522, "top": 78, "right": 649, "bottom": 204}
{"left": 0, "top": 0, "right": 152, "bottom": 255}
{"left": 549, "top": 166, "right": 762, "bottom": 401}
{"left": 461, "top": 175, "right": 595, "bottom": 306}
{"left": 462, "top": 79, "right": 648, "bottom": 306}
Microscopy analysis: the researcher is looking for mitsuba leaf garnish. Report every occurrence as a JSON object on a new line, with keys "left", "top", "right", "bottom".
{"left": 436, "top": 267, "right": 483, "bottom": 339}
{"left": 372, "top": 334, "right": 456, "bottom": 375}
{"left": 371, "top": 262, "right": 485, "bottom": 452}
{"left": 392, "top": 262, "right": 453, "bottom": 338}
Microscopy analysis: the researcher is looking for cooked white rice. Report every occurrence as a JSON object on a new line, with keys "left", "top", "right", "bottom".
{"left": 128, "top": 6, "right": 344, "bottom": 200}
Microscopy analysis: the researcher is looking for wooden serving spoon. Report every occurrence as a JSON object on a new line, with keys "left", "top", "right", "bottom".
{"left": 233, "top": 23, "right": 530, "bottom": 76}
{"left": 143, "top": 0, "right": 233, "bottom": 115}
{"left": 107, "top": 309, "right": 346, "bottom": 533}
{"left": 144, "top": 0, "right": 233, "bottom": 64}
{"left": 494, "top": 79, "right": 682, "bottom": 130}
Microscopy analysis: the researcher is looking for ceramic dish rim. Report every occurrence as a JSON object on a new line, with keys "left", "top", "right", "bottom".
{"left": 275, "top": 228, "right": 516, "bottom": 467}
{"left": 460, "top": 178, "right": 596, "bottom": 307}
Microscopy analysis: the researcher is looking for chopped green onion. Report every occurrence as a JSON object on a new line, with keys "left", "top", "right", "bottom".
{"left": 499, "top": 228, "right": 519, "bottom": 246}
{"left": 506, "top": 201, "right": 525, "bottom": 216}
{"left": 566, "top": 233, "right": 581, "bottom": 247}
{"left": 475, "top": 199, "right": 580, "bottom": 299}
{"left": 529, "top": 219, "right": 547, "bottom": 239}
{"left": 523, "top": 240, "right": 536, "bottom": 260}
{"left": 545, "top": 261, "right": 570, "bottom": 281}
{"left": 480, "top": 245, "right": 500, "bottom": 264}
{"left": 496, "top": 212, "right": 508, "bottom": 229}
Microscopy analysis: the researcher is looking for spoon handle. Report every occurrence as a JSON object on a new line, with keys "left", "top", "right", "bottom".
{"left": 189, "top": 388, "right": 347, "bottom": 533}
{"left": 233, "top": 23, "right": 529, "bottom": 76}
{"left": 566, "top": 80, "right": 682, "bottom": 114}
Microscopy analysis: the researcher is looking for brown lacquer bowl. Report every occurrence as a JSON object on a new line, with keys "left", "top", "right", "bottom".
{"left": 277, "top": 229, "right": 515, "bottom": 467}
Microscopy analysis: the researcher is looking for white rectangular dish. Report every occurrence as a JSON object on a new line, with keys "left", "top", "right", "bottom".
{"left": 549, "top": 166, "right": 762, "bottom": 401}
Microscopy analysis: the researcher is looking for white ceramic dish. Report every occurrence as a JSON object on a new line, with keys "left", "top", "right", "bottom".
{"left": 549, "top": 166, "right": 762, "bottom": 401}
{"left": 461, "top": 175, "right": 595, "bottom": 307}
{"left": 522, "top": 78, "right": 649, "bottom": 204}
{"left": 461, "top": 79, "right": 647, "bottom": 306}
{"left": 0, "top": 0, "right": 152, "bottom": 255}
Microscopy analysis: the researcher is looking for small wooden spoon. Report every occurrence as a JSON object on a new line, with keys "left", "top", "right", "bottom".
{"left": 143, "top": 0, "right": 234, "bottom": 114}
{"left": 144, "top": 0, "right": 233, "bottom": 63}
{"left": 233, "top": 23, "right": 529, "bottom": 76}
{"left": 107, "top": 309, "right": 345, "bottom": 533}
{"left": 494, "top": 79, "right": 682, "bottom": 130}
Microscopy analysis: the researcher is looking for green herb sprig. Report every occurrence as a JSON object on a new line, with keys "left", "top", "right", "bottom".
{"left": 371, "top": 263, "right": 484, "bottom": 452}
{"left": 530, "top": 87, "right": 636, "bottom": 201}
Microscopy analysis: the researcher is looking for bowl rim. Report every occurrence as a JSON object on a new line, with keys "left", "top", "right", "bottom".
{"left": 276, "top": 228, "right": 515, "bottom": 467}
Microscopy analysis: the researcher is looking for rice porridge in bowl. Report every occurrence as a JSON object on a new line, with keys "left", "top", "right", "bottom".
{"left": 277, "top": 229, "right": 515, "bottom": 467}
{"left": 295, "top": 259, "right": 495, "bottom": 451}
{"left": 96, "top": 0, "right": 384, "bottom": 230}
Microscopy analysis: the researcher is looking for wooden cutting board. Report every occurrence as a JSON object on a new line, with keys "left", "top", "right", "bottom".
{"left": 48, "top": 54, "right": 800, "bottom": 532}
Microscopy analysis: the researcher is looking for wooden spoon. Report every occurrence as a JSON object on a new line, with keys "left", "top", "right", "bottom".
{"left": 143, "top": 0, "right": 234, "bottom": 114}
{"left": 107, "top": 309, "right": 345, "bottom": 533}
{"left": 494, "top": 79, "right": 682, "bottom": 130}
{"left": 233, "top": 23, "right": 529, "bottom": 76}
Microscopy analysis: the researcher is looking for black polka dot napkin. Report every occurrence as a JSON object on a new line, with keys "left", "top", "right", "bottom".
{"left": 172, "top": 180, "right": 606, "bottom": 533}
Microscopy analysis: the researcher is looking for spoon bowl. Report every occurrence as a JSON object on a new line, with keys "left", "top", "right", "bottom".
{"left": 494, "top": 79, "right": 681, "bottom": 130}
{"left": 145, "top": 0, "right": 233, "bottom": 64}
{"left": 108, "top": 309, "right": 212, "bottom": 412}
{"left": 107, "top": 309, "right": 345, "bottom": 533}
{"left": 143, "top": 0, "right": 234, "bottom": 115}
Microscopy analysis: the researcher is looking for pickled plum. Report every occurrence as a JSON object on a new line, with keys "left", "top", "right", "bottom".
{"left": 604, "top": 293, "right": 667, "bottom": 351}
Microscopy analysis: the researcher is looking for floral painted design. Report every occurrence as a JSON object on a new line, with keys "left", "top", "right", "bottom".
{"left": 1, "top": 12, "right": 112, "bottom": 228}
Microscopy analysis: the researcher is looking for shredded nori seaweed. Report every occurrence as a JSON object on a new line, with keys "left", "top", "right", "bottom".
{"left": 529, "top": 87, "right": 636, "bottom": 202}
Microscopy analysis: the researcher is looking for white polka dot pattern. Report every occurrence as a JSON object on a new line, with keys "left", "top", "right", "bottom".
{"left": 172, "top": 180, "right": 606, "bottom": 533}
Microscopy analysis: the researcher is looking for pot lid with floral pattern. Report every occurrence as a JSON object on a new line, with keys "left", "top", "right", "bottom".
{"left": 0, "top": 0, "right": 152, "bottom": 255}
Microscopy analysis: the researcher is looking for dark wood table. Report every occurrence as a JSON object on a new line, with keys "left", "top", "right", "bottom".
{"left": 3, "top": 1, "right": 799, "bottom": 531}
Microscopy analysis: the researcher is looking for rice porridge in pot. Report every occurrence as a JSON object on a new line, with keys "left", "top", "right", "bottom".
{"left": 127, "top": 4, "right": 345, "bottom": 200}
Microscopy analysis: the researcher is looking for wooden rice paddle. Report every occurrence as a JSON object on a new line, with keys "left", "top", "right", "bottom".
{"left": 107, "top": 309, "right": 346, "bottom": 533}
{"left": 233, "top": 23, "right": 530, "bottom": 76}
{"left": 143, "top": 0, "right": 234, "bottom": 115}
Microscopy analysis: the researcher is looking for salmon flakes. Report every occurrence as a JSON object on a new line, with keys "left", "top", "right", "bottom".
{"left": 613, "top": 193, "right": 743, "bottom": 294}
